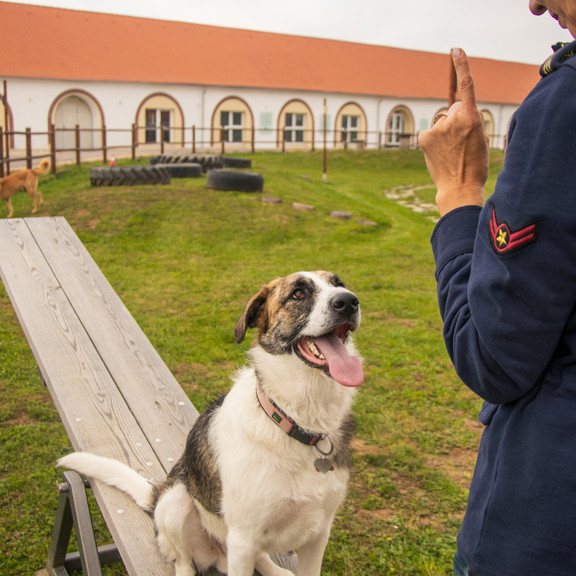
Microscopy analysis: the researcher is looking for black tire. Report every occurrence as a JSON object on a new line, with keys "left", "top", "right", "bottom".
{"left": 156, "top": 163, "right": 203, "bottom": 178}
{"left": 222, "top": 157, "right": 252, "bottom": 169}
{"left": 150, "top": 154, "right": 223, "bottom": 172}
{"left": 90, "top": 166, "right": 171, "bottom": 186}
{"left": 206, "top": 169, "right": 264, "bottom": 193}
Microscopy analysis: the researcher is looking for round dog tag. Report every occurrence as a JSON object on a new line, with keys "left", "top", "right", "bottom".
{"left": 314, "top": 457, "right": 334, "bottom": 474}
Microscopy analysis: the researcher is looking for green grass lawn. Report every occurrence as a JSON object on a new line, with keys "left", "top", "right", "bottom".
{"left": 0, "top": 150, "right": 504, "bottom": 575}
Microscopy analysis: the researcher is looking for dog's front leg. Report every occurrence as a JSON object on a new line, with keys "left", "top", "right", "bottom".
{"left": 295, "top": 528, "right": 331, "bottom": 576}
{"left": 226, "top": 529, "right": 258, "bottom": 576}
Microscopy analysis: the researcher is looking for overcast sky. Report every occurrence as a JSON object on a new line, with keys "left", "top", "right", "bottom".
{"left": 5, "top": 0, "right": 574, "bottom": 64}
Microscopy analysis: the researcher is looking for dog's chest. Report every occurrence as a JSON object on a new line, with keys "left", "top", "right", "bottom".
{"left": 264, "top": 493, "right": 342, "bottom": 550}
{"left": 211, "top": 389, "right": 350, "bottom": 543}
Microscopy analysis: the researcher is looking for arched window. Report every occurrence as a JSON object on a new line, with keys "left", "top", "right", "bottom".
{"left": 335, "top": 102, "right": 367, "bottom": 148}
{"left": 211, "top": 97, "right": 254, "bottom": 147}
{"left": 135, "top": 93, "right": 184, "bottom": 146}
{"left": 277, "top": 100, "right": 314, "bottom": 150}
{"left": 386, "top": 106, "right": 415, "bottom": 148}
{"left": 0, "top": 94, "right": 14, "bottom": 149}
{"left": 481, "top": 110, "right": 495, "bottom": 148}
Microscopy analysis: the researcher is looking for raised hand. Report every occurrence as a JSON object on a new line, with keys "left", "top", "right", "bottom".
{"left": 419, "top": 48, "right": 489, "bottom": 217}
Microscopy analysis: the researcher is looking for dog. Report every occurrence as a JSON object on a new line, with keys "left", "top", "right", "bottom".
{"left": 58, "top": 271, "right": 364, "bottom": 576}
{"left": 0, "top": 158, "right": 50, "bottom": 218}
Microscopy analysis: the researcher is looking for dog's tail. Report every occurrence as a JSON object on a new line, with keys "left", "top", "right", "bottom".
{"left": 33, "top": 159, "right": 51, "bottom": 175}
{"left": 57, "top": 452, "right": 155, "bottom": 511}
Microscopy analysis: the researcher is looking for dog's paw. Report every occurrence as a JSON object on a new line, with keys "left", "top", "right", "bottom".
{"left": 255, "top": 554, "right": 296, "bottom": 576}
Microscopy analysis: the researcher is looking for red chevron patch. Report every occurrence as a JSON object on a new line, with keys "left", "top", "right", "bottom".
{"left": 489, "top": 209, "right": 538, "bottom": 254}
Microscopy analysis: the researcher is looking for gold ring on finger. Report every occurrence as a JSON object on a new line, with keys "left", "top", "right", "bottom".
{"left": 433, "top": 112, "right": 448, "bottom": 125}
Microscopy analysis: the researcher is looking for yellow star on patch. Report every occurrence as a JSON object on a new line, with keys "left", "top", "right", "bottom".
{"left": 497, "top": 229, "right": 508, "bottom": 247}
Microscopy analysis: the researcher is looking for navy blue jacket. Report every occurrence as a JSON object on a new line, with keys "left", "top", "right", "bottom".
{"left": 431, "top": 41, "right": 576, "bottom": 576}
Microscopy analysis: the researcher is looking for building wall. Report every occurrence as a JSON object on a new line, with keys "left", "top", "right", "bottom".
{"left": 4, "top": 77, "right": 518, "bottom": 151}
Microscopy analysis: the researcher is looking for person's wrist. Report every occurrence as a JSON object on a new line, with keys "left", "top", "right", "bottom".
{"left": 435, "top": 185, "right": 485, "bottom": 217}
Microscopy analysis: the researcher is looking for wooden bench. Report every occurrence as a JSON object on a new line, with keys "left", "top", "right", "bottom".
{"left": 0, "top": 217, "right": 297, "bottom": 576}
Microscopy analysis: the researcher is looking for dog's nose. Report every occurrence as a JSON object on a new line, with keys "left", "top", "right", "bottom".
{"left": 331, "top": 292, "right": 359, "bottom": 316}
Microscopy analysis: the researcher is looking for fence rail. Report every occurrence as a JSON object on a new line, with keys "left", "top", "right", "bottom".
{"left": 0, "top": 123, "right": 508, "bottom": 176}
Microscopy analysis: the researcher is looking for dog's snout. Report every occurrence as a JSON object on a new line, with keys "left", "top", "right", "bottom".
{"left": 331, "top": 292, "right": 359, "bottom": 316}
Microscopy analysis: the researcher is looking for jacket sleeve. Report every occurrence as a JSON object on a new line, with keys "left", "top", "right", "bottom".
{"left": 431, "top": 64, "right": 576, "bottom": 405}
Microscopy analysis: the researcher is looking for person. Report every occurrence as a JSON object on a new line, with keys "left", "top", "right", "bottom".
{"left": 418, "top": 2, "right": 576, "bottom": 575}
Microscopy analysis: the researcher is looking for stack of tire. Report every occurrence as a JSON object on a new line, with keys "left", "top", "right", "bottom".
{"left": 208, "top": 156, "right": 263, "bottom": 193}
{"left": 150, "top": 154, "right": 223, "bottom": 173}
{"left": 151, "top": 154, "right": 263, "bottom": 193}
{"left": 90, "top": 165, "right": 171, "bottom": 186}
{"left": 90, "top": 155, "right": 263, "bottom": 192}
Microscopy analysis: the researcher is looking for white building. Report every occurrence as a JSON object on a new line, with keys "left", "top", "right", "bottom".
{"left": 0, "top": 2, "right": 541, "bottom": 155}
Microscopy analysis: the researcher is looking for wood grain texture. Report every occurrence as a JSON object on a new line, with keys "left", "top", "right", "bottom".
{"left": 0, "top": 217, "right": 298, "bottom": 576}
{"left": 26, "top": 217, "right": 198, "bottom": 469}
{"left": 0, "top": 218, "right": 173, "bottom": 575}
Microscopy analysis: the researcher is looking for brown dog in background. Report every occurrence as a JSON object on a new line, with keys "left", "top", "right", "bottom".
{"left": 0, "top": 158, "right": 50, "bottom": 218}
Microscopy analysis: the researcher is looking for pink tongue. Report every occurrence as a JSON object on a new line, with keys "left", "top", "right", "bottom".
{"left": 314, "top": 333, "right": 364, "bottom": 387}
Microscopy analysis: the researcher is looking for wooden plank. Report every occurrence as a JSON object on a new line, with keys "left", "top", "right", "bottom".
{"left": 0, "top": 217, "right": 297, "bottom": 576}
{"left": 24, "top": 217, "right": 198, "bottom": 468}
{"left": 0, "top": 218, "right": 173, "bottom": 576}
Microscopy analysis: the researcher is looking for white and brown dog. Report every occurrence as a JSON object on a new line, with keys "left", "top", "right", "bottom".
{"left": 58, "top": 271, "right": 363, "bottom": 576}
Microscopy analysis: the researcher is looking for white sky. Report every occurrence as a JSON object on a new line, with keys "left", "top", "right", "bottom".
{"left": 4, "top": 0, "right": 574, "bottom": 64}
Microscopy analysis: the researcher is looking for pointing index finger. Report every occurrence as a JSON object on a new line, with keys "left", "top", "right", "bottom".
{"left": 452, "top": 47, "right": 478, "bottom": 113}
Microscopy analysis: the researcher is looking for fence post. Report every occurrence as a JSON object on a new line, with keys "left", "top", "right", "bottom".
{"left": 160, "top": 125, "right": 165, "bottom": 155}
{"left": 50, "top": 124, "right": 56, "bottom": 173}
{"left": 220, "top": 126, "right": 225, "bottom": 155}
{"left": 3, "top": 80, "right": 10, "bottom": 175}
{"left": 322, "top": 101, "right": 327, "bottom": 181}
{"left": 75, "top": 124, "right": 81, "bottom": 167}
{"left": 102, "top": 125, "right": 107, "bottom": 165}
{"left": 5, "top": 127, "right": 10, "bottom": 176}
{"left": 25, "top": 128, "right": 32, "bottom": 168}
{"left": 251, "top": 126, "right": 255, "bottom": 154}
{"left": 0, "top": 127, "right": 4, "bottom": 178}
{"left": 131, "top": 123, "right": 137, "bottom": 161}
{"left": 191, "top": 125, "right": 196, "bottom": 154}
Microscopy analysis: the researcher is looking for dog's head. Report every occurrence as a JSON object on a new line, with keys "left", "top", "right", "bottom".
{"left": 234, "top": 271, "right": 363, "bottom": 387}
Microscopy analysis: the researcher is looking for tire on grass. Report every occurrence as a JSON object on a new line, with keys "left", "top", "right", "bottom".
{"left": 150, "top": 154, "right": 223, "bottom": 172}
{"left": 90, "top": 166, "right": 171, "bottom": 186}
{"left": 222, "top": 157, "right": 252, "bottom": 169}
{"left": 156, "top": 163, "right": 203, "bottom": 178}
{"left": 206, "top": 169, "right": 264, "bottom": 193}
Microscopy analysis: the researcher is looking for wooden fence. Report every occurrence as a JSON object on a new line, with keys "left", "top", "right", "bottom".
{"left": 0, "top": 123, "right": 508, "bottom": 177}
{"left": 0, "top": 122, "right": 428, "bottom": 177}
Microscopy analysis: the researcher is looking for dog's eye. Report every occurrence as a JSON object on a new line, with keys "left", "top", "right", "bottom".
{"left": 292, "top": 289, "right": 305, "bottom": 300}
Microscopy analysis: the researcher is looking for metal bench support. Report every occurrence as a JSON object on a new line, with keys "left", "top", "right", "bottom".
{"left": 45, "top": 471, "right": 121, "bottom": 576}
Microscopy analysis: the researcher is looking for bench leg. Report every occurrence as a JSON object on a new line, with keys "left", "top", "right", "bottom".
{"left": 45, "top": 470, "right": 121, "bottom": 576}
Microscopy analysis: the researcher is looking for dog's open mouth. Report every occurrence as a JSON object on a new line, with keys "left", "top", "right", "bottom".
{"left": 295, "top": 324, "right": 364, "bottom": 388}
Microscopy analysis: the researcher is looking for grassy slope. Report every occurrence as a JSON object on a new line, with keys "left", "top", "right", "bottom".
{"left": 0, "top": 150, "right": 503, "bottom": 575}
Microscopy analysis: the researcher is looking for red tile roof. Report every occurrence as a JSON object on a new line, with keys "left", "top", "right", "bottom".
{"left": 0, "top": 2, "right": 540, "bottom": 104}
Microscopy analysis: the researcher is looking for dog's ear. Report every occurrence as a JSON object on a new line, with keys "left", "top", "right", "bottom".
{"left": 234, "top": 286, "right": 269, "bottom": 344}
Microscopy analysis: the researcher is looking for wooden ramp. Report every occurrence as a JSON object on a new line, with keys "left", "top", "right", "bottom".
{"left": 0, "top": 217, "right": 297, "bottom": 576}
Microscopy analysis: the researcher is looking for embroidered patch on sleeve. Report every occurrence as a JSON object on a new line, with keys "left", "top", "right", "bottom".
{"left": 489, "top": 208, "right": 538, "bottom": 255}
